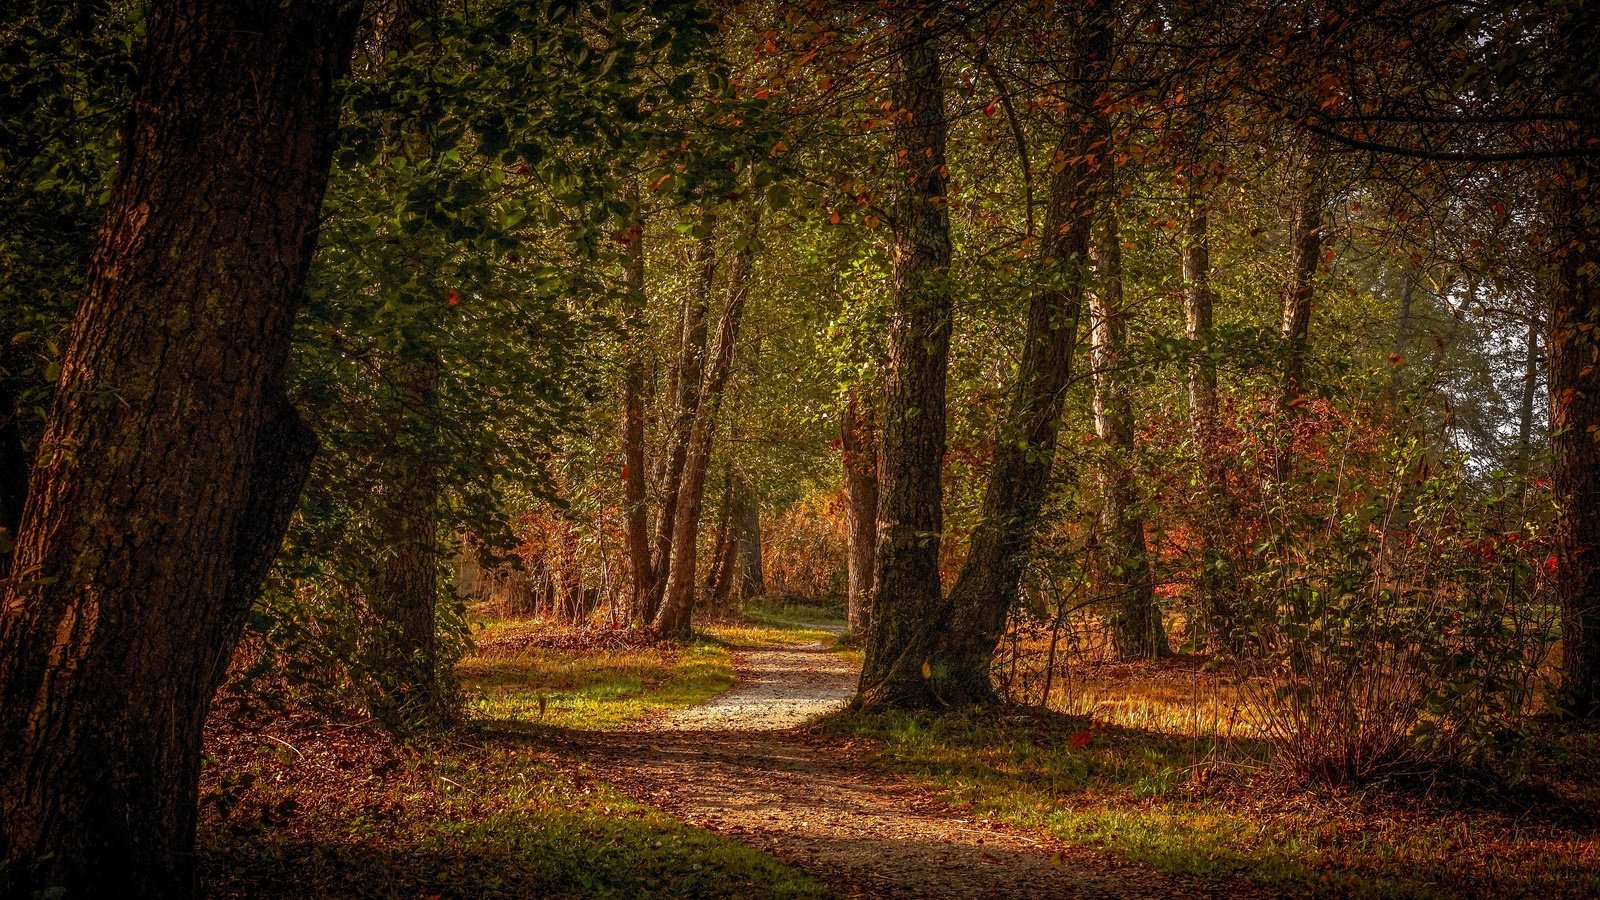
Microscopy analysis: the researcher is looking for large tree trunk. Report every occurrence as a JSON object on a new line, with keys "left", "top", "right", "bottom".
{"left": 1090, "top": 199, "right": 1169, "bottom": 660}
{"left": 1548, "top": 47, "right": 1600, "bottom": 715}
{"left": 621, "top": 189, "right": 653, "bottom": 624}
{"left": 0, "top": 379, "right": 28, "bottom": 575}
{"left": 654, "top": 206, "right": 758, "bottom": 639}
{"left": 854, "top": 9, "right": 954, "bottom": 710}
{"left": 840, "top": 392, "right": 879, "bottom": 638}
{"left": 0, "top": 2, "right": 355, "bottom": 895}
{"left": 925, "top": 0, "right": 1112, "bottom": 705}
{"left": 646, "top": 210, "right": 717, "bottom": 622}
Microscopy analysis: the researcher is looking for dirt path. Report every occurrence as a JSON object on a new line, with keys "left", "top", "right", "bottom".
{"left": 571, "top": 631, "right": 1257, "bottom": 899}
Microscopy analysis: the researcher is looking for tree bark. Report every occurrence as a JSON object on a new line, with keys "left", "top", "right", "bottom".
{"left": 841, "top": 392, "right": 879, "bottom": 638}
{"left": 654, "top": 205, "right": 759, "bottom": 639}
{"left": 0, "top": 2, "right": 354, "bottom": 895}
{"left": 621, "top": 188, "right": 653, "bottom": 624}
{"left": 367, "top": 355, "right": 444, "bottom": 724}
{"left": 647, "top": 209, "right": 717, "bottom": 622}
{"left": 924, "top": 0, "right": 1112, "bottom": 705}
{"left": 855, "top": 9, "right": 954, "bottom": 710}
{"left": 0, "top": 378, "right": 28, "bottom": 575}
{"left": 1089, "top": 198, "right": 1169, "bottom": 660}
{"left": 1547, "top": 29, "right": 1600, "bottom": 715}
{"left": 731, "top": 474, "right": 764, "bottom": 599}
{"left": 1280, "top": 170, "right": 1326, "bottom": 402}
{"left": 1182, "top": 189, "right": 1240, "bottom": 647}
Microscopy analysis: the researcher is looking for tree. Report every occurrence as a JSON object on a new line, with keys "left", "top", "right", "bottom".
{"left": 655, "top": 202, "right": 760, "bottom": 638}
{"left": 927, "top": 0, "right": 1114, "bottom": 703}
{"left": 855, "top": 6, "right": 954, "bottom": 710}
{"left": 1089, "top": 193, "right": 1169, "bottom": 659}
{"left": 840, "top": 391, "right": 879, "bottom": 638}
{"left": 0, "top": 1, "right": 359, "bottom": 894}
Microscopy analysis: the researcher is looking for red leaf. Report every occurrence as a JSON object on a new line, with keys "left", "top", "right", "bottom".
{"left": 1068, "top": 730, "right": 1093, "bottom": 749}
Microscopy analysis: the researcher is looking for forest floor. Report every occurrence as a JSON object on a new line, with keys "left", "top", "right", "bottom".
{"left": 199, "top": 609, "right": 1600, "bottom": 898}
{"left": 561, "top": 625, "right": 1255, "bottom": 899}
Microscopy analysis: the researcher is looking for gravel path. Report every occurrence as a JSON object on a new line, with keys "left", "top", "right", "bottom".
{"left": 572, "top": 630, "right": 1262, "bottom": 899}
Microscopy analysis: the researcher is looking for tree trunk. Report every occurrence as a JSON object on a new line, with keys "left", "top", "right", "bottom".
{"left": 1517, "top": 308, "right": 1540, "bottom": 479}
{"left": 367, "top": 355, "right": 444, "bottom": 724}
{"left": 926, "top": 0, "right": 1112, "bottom": 704}
{"left": 1089, "top": 200, "right": 1169, "bottom": 660}
{"left": 841, "top": 392, "right": 879, "bottom": 638}
{"left": 0, "top": 2, "right": 354, "bottom": 895}
{"left": 1280, "top": 172, "right": 1326, "bottom": 402}
{"left": 1548, "top": 74, "right": 1600, "bottom": 717}
{"left": 731, "top": 474, "right": 764, "bottom": 599}
{"left": 621, "top": 188, "right": 653, "bottom": 624}
{"left": 1183, "top": 189, "right": 1239, "bottom": 648}
{"left": 0, "top": 379, "right": 28, "bottom": 575}
{"left": 706, "top": 467, "right": 737, "bottom": 607}
{"left": 855, "top": 9, "right": 954, "bottom": 710}
{"left": 647, "top": 209, "right": 717, "bottom": 622}
{"left": 654, "top": 205, "right": 759, "bottom": 639}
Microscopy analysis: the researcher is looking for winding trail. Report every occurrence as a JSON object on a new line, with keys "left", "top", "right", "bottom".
{"left": 570, "top": 627, "right": 1257, "bottom": 899}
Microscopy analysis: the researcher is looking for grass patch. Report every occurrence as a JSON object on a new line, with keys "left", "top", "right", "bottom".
{"left": 459, "top": 623, "right": 735, "bottom": 730}
{"left": 826, "top": 702, "right": 1600, "bottom": 898}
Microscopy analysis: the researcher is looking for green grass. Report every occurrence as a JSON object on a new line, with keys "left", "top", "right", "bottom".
{"left": 459, "top": 640, "right": 735, "bottom": 730}
{"left": 825, "top": 708, "right": 1600, "bottom": 898}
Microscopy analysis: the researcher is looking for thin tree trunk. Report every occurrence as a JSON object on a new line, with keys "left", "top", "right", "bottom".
{"left": 1517, "top": 308, "right": 1540, "bottom": 479}
{"left": 731, "top": 475, "right": 764, "bottom": 598}
{"left": 647, "top": 209, "right": 717, "bottom": 622}
{"left": 0, "top": 2, "right": 354, "bottom": 894}
{"left": 654, "top": 205, "right": 759, "bottom": 639}
{"left": 1280, "top": 171, "right": 1326, "bottom": 402}
{"left": 841, "top": 392, "right": 879, "bottom": 638}
{"left": 1183, "top": 188, "right": 1239, "bottom": 648}
{"left": 621, "top": 188, "right": 653, "bottom": 624}
{"left": 1090, "top": 198, "right": 1169, "bottom": 660}
{"left": 705, "top": 465, "right": 735, "bottom": 604}
{"left": 855, "top": 8, "right": 954, "bottom": 710}
{"left": 926, "top": 0, "right": 1112, "bottom": 704}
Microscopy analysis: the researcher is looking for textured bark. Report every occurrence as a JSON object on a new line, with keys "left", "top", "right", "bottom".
{"left": 1549, "top": 107, "right": 1600, "bottom": 719}
{"left": 841, "top": 393, "right": 880, "bottom": 638}
{"left": 621, "top": 190, "right": 653, "bottom": 624}
{"left": 367, "top": 355, "right": 444, "bottom": 723}
{"left": 1280, "top": 174, "right": 1326, "bottom": 401}
{"left": 927, "top": 1, "right": 1112, "bottom": 705}
{"left": 647, "top": 210, "right": 717, "bottom": 622}
{"left": 0, "top": 2, "right": 354, "bottom": 895}
{"left": 655, "top": 206, "right": 758, "bottom": 639}
{"left": 1182, "top": 192, "right": 1239, "bottom": 647}
{"left": 731, "top": 475, "right": 764, "bottom": 599}
{"left": 0, "top": 379, "right": 27, "bottom": 574}
{"left": 855, "top": 10, "right": 954, "bottom": 710}
{"left": 1090, "top": 201, "right": 1169, "bottom": 660}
